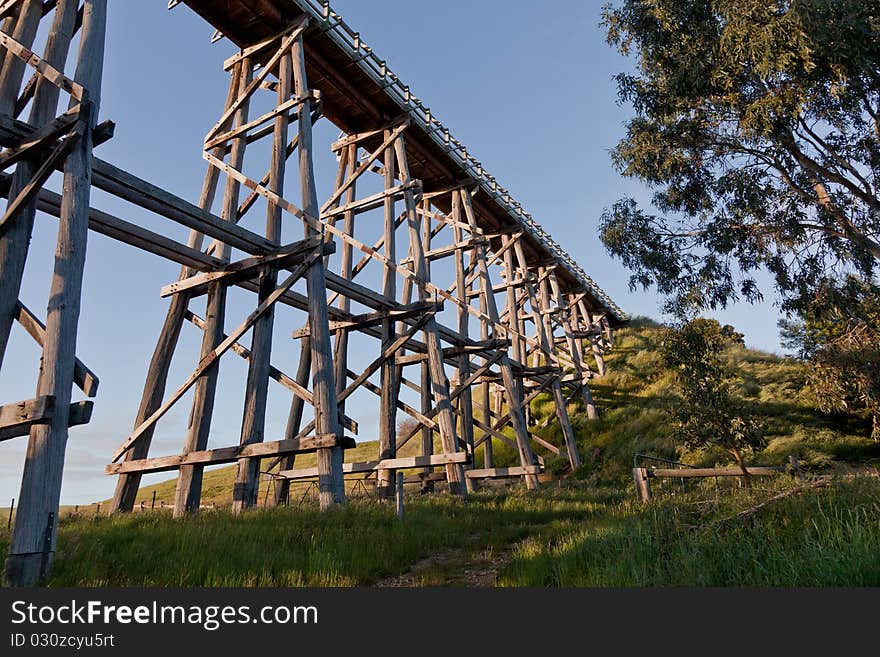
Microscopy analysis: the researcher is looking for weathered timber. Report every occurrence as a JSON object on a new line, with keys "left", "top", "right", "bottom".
{"left": 4, "top": 0, "right": 106, "bottom": 588}
{"left": 647, "top": 467, "right": 782, "bottom": 479}
{"left": 159, "top": 236, "right": 328, "bottom": 299}
{"left": 293, "top": 32, "right": 345, "bottom": 508}
{"left": 276, "top": 452, "right": 470, "bottom": 480}
{"left": 0, "top": 400, "right": 93, "bottom": 442}
{"left": 106, "top": 434, "right": 353, "bottom": 476}
{"left": 465, "top": 466, "right": 543, "bottom": 479}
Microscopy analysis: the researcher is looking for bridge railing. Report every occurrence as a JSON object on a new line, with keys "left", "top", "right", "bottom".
{"left": 293, "top": 0, "right": 627, "bottom": 322}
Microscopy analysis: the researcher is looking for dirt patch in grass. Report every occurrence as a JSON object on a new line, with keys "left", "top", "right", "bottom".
{"left": 374, "top": 530, "right": 537, "bottom": 587}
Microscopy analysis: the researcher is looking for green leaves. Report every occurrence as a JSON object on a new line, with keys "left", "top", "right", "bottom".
{"left": 661, "top": 318, "right": 764, "bottom": 455}
{"left": 601, "top": 0, "right": 880, "bottom": 313}
{"left": 781, "top": 276, "right": 880, "bottom": 440}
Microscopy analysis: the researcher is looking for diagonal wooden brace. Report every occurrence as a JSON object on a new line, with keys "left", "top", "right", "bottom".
{"left": 111, "top": 247, "right": 323, "bottom": 462}
{"left": 160, "top": 235, "right": 332, "bottom": 298}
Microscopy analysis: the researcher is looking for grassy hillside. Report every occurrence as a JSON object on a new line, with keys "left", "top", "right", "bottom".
{"left": 3, "top": 477, "right": 878, "bottom": 586}
{"left": 4, "top": 316, "right": 879, "bottom": 587}
{"left": 126, "top": 316, "right": 879, "bottom": 508}
{"left": 530, "top": 316, "right": 880, "bottom": 483}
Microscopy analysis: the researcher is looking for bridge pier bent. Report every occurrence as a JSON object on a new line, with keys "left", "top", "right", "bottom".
{"left": 0, "top": 0, "right": 625, "bottom": 586}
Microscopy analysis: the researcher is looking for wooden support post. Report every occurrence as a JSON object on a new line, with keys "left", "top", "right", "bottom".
{"left": 515, "top": 244, "right": 581, "bottom": 471}
{"left": 273, "top": 335, "right": 311, "bottom": 506}
{"left": 463, "top": 195, "right": 538, "bottom": 488}
{"left": 0, "top": 0, "right": 78, "bottom": 371}
{"left": 0, "top": 0, "right": 42, "bottom": 116}
{"left": 539, "top": 268, "right": 581, "bottom": 469}
{"left": 395, "top": 138, "right": 466, "bottom": 498}
{"left": 110, "top": 71, "right": 240, "bottom": 514}
{"left": 568, "top": 295, "right": 599, "bottom": 420}
{"left": 377, "top": 128, "right": 398, "bottom": 499}
{"left": 578, "top": 300, "right": 607, "bottom": 377}
{"left": 476, "top": 266, "right": 494, "bottom": 469}
{"left": 396, "top": 471, "right": 404, "bottom": 520}
{"left": 329, "top": 141, "right": 356, "bottom": 490}
{"left": 418, "top": 199, "right": 434, "bottom": 491}
{"left": 232, "top": 51, "right": 292, "bottom": 514}
{"left": 174, "top": 59, "right": 253, "bottom": 518}
{"left": 292, "top": 33, "right": 344, "bottom": 509}
{"left": 452, "top": 194, "right": 476, "bottom": 492}
{"left": 4, "top": 0, "right": 106, "bottom": 587}
{"left": 633, "top": 467, "right": 651, "bottom": 503}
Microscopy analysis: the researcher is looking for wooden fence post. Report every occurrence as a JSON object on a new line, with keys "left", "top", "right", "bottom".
{"left": 396, "top": 471, "right": 404, "bottom": 521}
{"left": 633, "top": 467, "right": 651, "bottom": 503}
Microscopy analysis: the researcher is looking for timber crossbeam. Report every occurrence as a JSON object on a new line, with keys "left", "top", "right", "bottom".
{"left": 105, "top": 435, "right": 357, "bottom": 476}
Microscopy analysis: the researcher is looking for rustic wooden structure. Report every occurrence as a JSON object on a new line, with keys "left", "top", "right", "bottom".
{"left": 0, "top": 0, "right": 625, "bottom": 586}
{"left": 633, "top": 466, "right": 785, "bottom": 503}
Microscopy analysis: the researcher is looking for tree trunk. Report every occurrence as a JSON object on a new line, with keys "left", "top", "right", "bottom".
{"left": 730, "top": 445, "right": 752, "bottom": 489}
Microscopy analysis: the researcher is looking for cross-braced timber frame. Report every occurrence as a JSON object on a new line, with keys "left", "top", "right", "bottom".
{"left": 0, "top": 0, "right": 626, "bottom": 586}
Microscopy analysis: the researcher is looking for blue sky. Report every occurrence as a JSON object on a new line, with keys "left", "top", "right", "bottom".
{"left": 1, "top": 0, "right": 785, "bottom": 504}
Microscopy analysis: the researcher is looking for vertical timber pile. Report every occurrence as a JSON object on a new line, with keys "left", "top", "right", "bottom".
{"left": 176, "top": 59, "right": 252, "bottom": 517}
{"left": 0, "top": 1, "right": 625, "bottom": 562}
{"left": 452, "top": 193, "right": 476, "bottom": 491}
{"left": 292, "top": 30, "right": 345, "bottom": 508}
{"left": 3, "top": 0, "right": 107, "bottom": 586}
{"left": 377, "top": 128, "right": 398, "bottom": 499}
{"left": 0, "top": 0, "right": 79, "bottom": 368}
{"left": 464, "top": 196, "right": 539, "bottom": 489}
{"left": 232, "top": 48, "right": 292, "bottom": 513}
{"left": 109, "top": 74, "right": 239, "bottom": 514}
{"left": 394, "top": 136, "right": 466, "bottom": 497}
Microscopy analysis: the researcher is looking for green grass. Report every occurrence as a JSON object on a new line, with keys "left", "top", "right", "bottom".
{"left": 2, "top": 477, "right": 877, "bottom": 587}
{"left": 499, "top": 477, "right": 880, "bottom": 587}
{"left": 6, "top": 315, "right": 875, "bottom": 587}
{"left": 529, "top": 316, "right": 880, "bottom": 484}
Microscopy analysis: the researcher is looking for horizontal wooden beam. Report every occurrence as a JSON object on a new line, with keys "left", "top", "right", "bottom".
{"left": 465, "top": 466, "right": 543, "bottom": 479}
{"left": 160, "top": 237, "right": 333, "bottom": 298}
{"left": 292, "top": 301, "right": 441, "bottom": 339}
{"left": 402, "top": 237, "right": 488, "bottom": 265}
{"left": 106, "top": 435, "right": 357, "bottom": 476}
{"left": 0, "top": 399, "right": 93, "bottom": 442}
{"left": 395, "top": 339, "right": 511, "bottom": 366}
{"left": 648, "top": 467, "right": 783, "bottom": 479}
{"left": 275, "top": 452, "right": 470, "bottom": 480}
{"left": 321, "top": 181, "right": 420, "bottom": 220}
{"left": 89, "top": 157, "right": 277, "bottom": 255}
{"left": 330, "top": 114, "right": 410, "bottom": 152}
{"left": 0, "top": 106, "right": 80, "bottom": 170}
{"left": 204, "top": 91, "right": 319, "bottom": 151}
{"left": 0, "top": 396, "right": 54, "bottom": 437}
{"left": 466, "top": 278, "right": 528, "bottom": 298}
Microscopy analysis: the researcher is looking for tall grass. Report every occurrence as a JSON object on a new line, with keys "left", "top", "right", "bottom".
{"left": 1, "top": 478, "right": 877, "bottom": 587}
{"left": 531, "top": 316, "right": 880, "bottom": 483}
{"left": 0, "top": 488, "right": 601, "bottom": 587}
{"left": 499, "top": 477, "right": 880, "bottom": 586}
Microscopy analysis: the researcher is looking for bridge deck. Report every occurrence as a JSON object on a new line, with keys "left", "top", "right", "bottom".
{"left": 179, "top": 0, "right": 625, "bottom": 323}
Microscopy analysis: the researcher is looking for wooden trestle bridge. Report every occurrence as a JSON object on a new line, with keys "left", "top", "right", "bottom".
{"left": 0, "top": 0, "right": 626, "bottom": 586}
